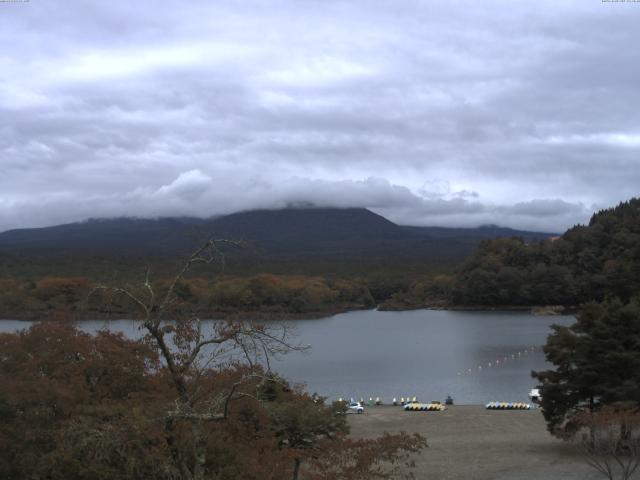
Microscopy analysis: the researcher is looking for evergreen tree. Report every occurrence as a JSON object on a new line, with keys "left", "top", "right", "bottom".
{"left": 533, "top": 297, "right": 640, "bottom": 435}
{"left": 453, "top": 198, "right": 640, "bottom": 306}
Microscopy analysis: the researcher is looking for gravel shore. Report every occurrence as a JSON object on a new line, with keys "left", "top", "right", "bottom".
{"left": 347, "top": 405, "right": 616, "bottom": 480}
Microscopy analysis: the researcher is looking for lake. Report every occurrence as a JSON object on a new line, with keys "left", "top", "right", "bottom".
{"left": 0, "top": 309, "right": 574, "bottom": 405}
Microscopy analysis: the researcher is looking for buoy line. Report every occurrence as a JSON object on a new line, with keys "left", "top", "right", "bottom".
{"left": 456, "top": 346, "right": 540, "bottom": 377}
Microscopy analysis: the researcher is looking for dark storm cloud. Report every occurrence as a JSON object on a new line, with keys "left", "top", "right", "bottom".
{"left": 1, "top": 0, "right": 638, "bottom": 232}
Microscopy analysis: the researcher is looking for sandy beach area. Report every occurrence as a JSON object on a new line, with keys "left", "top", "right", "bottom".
{"left": 347, "top": 405, "right": 622, "bottom": 480}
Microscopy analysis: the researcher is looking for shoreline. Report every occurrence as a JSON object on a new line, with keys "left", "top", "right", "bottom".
{"left": 0, "top": 303, "right": 576, "bottom": 322}
{"left": 0, "top": 305, "right": 372, "bottom": 322}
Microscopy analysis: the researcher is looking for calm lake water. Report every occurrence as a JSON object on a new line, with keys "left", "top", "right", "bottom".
{"left": 0, "top": 309, "right": 574, "bottom": 405}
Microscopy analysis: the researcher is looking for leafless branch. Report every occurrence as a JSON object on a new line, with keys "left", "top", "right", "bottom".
{"left": 575, "top": 407, "right": 640, "bottom": 480}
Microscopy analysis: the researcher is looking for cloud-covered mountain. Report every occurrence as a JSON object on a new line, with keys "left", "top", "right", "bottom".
{"left": 0, "top": 208, "right": 555, "bottom": 263}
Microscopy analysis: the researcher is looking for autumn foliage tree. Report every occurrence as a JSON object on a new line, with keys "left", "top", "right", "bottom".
{"left": 0, "top": 323, "right": 425, "bottom": 480}
{"left": 0, "top": 273, "right": 375, "bottom": 319}
{"left": 0, "top": 321, "right": 163, "bottom": 479}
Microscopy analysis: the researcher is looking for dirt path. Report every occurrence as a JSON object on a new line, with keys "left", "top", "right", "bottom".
{"left": 347, "top": 405, "right": 624, "bottom": 480}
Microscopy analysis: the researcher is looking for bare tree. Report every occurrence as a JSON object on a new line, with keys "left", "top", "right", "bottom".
{"left": 95, "top": 239, "right": 306, "bottom": 480}
{"left": 574, "top": 406, "right": 640, "bottom": 480}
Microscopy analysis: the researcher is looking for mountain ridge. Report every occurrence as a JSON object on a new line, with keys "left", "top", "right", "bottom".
{"left": 0, "top": 207, "right": 556, "bottom": 262}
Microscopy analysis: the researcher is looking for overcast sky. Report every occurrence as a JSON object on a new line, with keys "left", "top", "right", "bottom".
{"left": 1, "top": 1, "right": 639, "bottom": 233}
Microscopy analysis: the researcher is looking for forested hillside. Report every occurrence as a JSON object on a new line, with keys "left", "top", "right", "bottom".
{"left": 450, "top": 198, "right": 640, "bottom": 306}
{"left": 0, "top": 207, "right": 553, "bottom": 270}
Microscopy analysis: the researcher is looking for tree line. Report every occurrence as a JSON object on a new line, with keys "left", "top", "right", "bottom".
{"left": 378, "top": 198, "right": 640, "bottom": 310}
{"left": 0, "top": 274, "right": 377, "bottom": 319}
{"left": 450, "top": 198, "right": 640, "bottom": 307}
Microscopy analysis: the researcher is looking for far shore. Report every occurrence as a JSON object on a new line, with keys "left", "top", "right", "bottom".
{"left": 0, "top": 303, "right": 576, "bottom": 322}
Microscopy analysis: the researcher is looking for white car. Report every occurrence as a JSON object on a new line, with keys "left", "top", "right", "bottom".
{"left": 528, "top": 388, "right": 541, "bottom": 403}
{"left": 347, "top": 401, "right": 364, "bottom": 414}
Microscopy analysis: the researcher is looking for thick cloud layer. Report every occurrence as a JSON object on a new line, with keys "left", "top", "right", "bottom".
{"left": 1, "top": 0, "right": 639, "bottom": 233}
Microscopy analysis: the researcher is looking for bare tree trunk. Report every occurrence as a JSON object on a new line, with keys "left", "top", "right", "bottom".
{"left": 192, "top": 419, "right": 207, "bottom": 480}
{"left": 292, "top": 457, "right": 302, "bottom": 480}
{"left": 621, "top": 420, "right": 631, "bottom": 450}
{"left": 165, "top": 416, "right": 193, "bottom": 480}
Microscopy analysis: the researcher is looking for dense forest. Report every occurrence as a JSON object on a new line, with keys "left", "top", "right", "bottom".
{"left": 0, "top": 274, "right": 378, "bottom": 320}
{"left": 448, "top": 198, "right": 640, "bottom": 307}
{"left": 0, "top": 256, "right": 458, "bottom": 319}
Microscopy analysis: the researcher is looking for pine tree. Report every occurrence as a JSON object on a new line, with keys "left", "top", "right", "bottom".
{"left": 533, "top": 297, "right": 640, "bottom": 435}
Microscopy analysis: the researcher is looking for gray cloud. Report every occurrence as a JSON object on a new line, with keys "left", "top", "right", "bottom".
{"left": 1, "top": 0, "right": 638, "bottom": 233}
{"left": 0, "top": 170, "right": 589, "bottom": 233}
